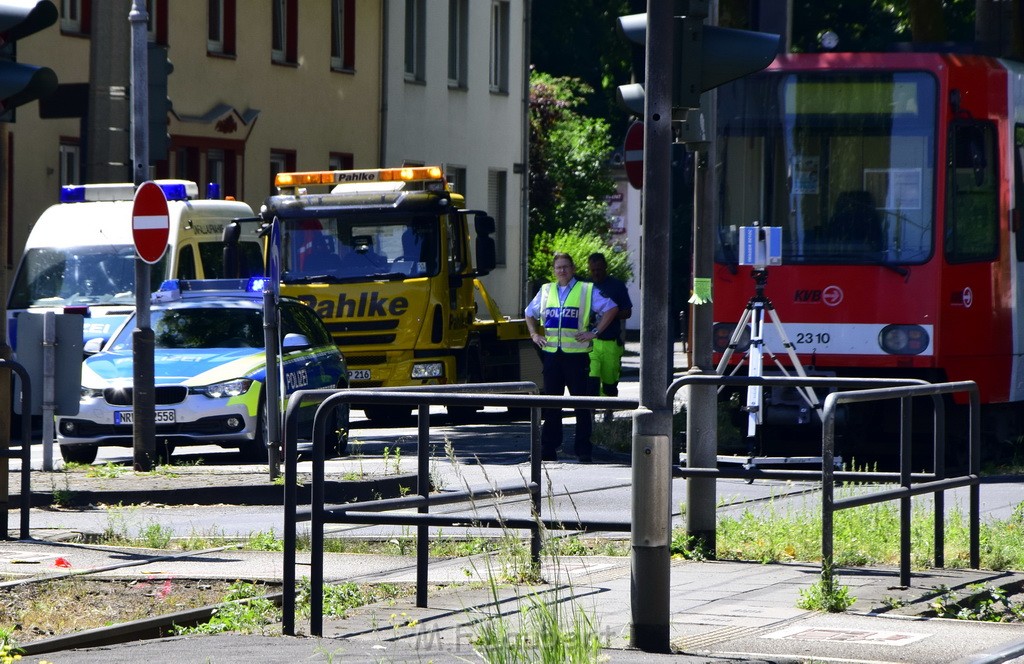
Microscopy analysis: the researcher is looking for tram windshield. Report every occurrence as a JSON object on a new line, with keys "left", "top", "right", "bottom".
{"left": 716, "top": 71, "right": 936, "bottom": 266}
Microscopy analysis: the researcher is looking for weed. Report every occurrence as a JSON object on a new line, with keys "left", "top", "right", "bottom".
{"left": 247, "top": 530, "right": 284, "bottom": 552}
{"left": 86, "top": 462, "right": 128, "bottom": 479}
{"left": 471, "top": 572, "right": 605, "bottom": 663}
{"left": 174, "top": 581, "right": 279, "bottom": 635}
{"left": 49, "top": 473, "right": 74, "bottom": 507}
{"left": 382, "top": 446, "right": 403, "bottom": 475}
{"left": 140, "top": 522, "right": 173, "bottom": 549}
{"left": 295, "top": 578, "right": 407, "bottom": 622}
{"left": 798, "top": 563, "right": 856, "bottom": 613}
{"left": 669, "top": 530, "right": 710, "bottom": 561}
{"left": 881, "top": 595, "right": 905, "bottom": 609}
{"left": 930, "top": 583, "right": 1024, "bottom": 622}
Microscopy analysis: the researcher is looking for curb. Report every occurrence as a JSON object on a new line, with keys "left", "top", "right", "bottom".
{"left": 8, "top": 474, "right": 419, "bottom": 508}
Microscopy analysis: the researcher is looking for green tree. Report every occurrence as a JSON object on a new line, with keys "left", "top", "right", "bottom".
{"left": 529, "top": 71, "right": 618, "bottom": 243}
{"left": 528, "top": 230, "right": 633, "bottom": 291}
{"left": 530, "top": 0, "right": 638, "bottom": 131}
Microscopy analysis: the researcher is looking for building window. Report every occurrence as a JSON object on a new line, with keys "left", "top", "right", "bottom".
{"left": 404, "top": 0, "right": 426, "bottom": 82}
{"left": 173, "top": 143, "right": 241, "bottom": 199}
{"left": 331, "top": 0, "right": 355, "bottom": 71}
{"left": 146, "top": 0, "right": 168, "bottom": 45}
{"left": 272, "top": 0, "right": 298, "bottom": 65}
{"left": 489, "top": 1, "right": 509, "bottom": 93}
{"left": 328, "top": 152, "right": 354, "bottom": 170}
{"left": 59, "top": 141, "right": 81, "bottom": 187}
{"left": 207, "top": 149, "right": 225, "bottom": 194}
{"left": 487, "top": 169, "right": 507, "bottom": 266}
{"left": 60, "top": 0, "right": 89, "bottom": 34}
{"left": 270, "top": 150, "right": 296, "bottom": 193}
{"left": 447, "top": 0, "right": 468, "bottom": 88}
{"left": 208, "top": 0, "right": 236, "bottom": 55}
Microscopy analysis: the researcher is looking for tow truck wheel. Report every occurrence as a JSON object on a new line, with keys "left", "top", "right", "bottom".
{"left": 60, "top": 443, "right": 98, "bottom": 465}
{"left": 362, "top": 406, "right": 413, "bottom": 426}
{"left": 447, "top": 405, "right": 481, "bottom": 424}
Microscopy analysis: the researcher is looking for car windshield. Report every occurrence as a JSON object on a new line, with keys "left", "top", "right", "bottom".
{"left": 108, "top": 307, "right": 264, "bottom": 351}
{"left": 8, "top": 245, "right": 167, "bottom": 308}
{"left": 278, "top": 214, "right": 441, "bottom": 282}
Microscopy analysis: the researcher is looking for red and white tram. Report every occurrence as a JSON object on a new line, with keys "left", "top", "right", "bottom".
{"left": 713, "top": 52, "right": 1024, "bottom": 451}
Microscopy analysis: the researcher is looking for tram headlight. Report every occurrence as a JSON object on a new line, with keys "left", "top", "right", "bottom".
{"left": 713, "top": 323, "right": 750, "bottom": 353}
{"left": 878, "top": 324, "right": 929, "bottom": 355}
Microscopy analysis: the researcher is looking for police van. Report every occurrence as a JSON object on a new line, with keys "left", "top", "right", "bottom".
{"left": 7, "top": 180, "right": 261, "bottom": 353}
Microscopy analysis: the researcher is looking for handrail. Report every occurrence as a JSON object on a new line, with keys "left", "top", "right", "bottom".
{"left": 280, "top": 383, "right": 639, "bottom": 637}
{"left": 0, "top": 359, "right": 33, "bottom": 539}
{"left": 820, "top": 381, "right": 980, "bottom": 587}
{"left": 666, "top": 373, "right": 979, "bottom": 587}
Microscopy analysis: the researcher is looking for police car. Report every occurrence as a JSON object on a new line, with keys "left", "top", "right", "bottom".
{"left": 55, "top": 279, "right": 348, "bottom": 464}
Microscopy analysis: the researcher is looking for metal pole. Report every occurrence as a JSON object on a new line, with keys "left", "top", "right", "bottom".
{"left": 263, "top": 289, "right": 282, "bottom": 480}
{"left": 0, "top": 123, "right": 11, "bottom": 519}
{"left": 686, "top": 143, "right": 718, "bottom": 551}
{"left": 41, "top": 312, "right": 55, "bottom": 471}
{"left": 416, "top": 402, "right": 429, "bottom": 608}
{"left": 631, "top": 0, "right": 674, "bottom": 653}
{"left": 129, "top": 1, "right": 155, "bottom": 471}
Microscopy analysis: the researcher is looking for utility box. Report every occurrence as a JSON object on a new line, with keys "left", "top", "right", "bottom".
{"left": 13, "top": 312, "right": 83, "bottom": 416}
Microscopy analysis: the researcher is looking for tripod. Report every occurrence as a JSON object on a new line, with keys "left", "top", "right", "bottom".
{"left": 716, "top": 267, "right": 821, "bottom": 445}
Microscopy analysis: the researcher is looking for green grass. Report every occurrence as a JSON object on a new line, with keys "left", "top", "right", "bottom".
{"left": 676, "top": 493, "right": 1024, "bottom": 571}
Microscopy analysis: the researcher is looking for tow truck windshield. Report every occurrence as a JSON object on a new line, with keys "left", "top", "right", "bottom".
{"left": 279, "top": 214, "right": 440, "bottom": 283}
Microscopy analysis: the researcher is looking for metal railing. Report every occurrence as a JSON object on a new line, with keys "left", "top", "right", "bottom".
{"left": 667, "top": 373, "right": 980, "bottom": 588}
{"left": 280, "top": 383, "right": 638, "bottom": 636}
{"left": 0, "top": 359, "right": 33, "bottom": 539}
{"left": 820, "top": 381, "right": 980, "bottom": 587}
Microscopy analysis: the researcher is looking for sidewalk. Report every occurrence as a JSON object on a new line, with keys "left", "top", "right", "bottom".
{"left": 5, "top": 432, "right": 1024, "bottom": 662}
{"left": 2, "top": 538, "right": 1024, "bottom": 663}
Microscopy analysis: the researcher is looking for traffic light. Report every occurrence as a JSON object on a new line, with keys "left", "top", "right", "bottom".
{"left": 0, "top": 0, "right": 57, "bottom": 121}
{"left": 616, "top": 5, "right": 779, "bottom": 120}
{"left": 147, "top": 43, "right": 173, "bottom": 161}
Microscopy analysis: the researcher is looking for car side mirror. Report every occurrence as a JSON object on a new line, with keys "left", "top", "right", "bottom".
{"left": 282, "top": 333, "right": 310, "bottom": 350}
{"left": 83, "top": 337, "right": 105, "bottom": 355}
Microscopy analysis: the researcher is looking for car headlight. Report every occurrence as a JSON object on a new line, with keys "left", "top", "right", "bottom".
{"left": 878, "top": 325, "right": 929, "bottom": 355}
{"left": 411, "top": 362, "right": 444, "bottom": 379}
{"left": 195, "top": 378, "right": 254, "bottom": 398}
{"left": 81, "top": 386, "right": 103, "bottom": 399}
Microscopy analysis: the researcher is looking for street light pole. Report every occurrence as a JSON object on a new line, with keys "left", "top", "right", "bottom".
{"left": 630, "top": 0, "right": 674, "bottom": 653}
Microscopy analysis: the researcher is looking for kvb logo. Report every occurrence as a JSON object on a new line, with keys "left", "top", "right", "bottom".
{"left": 822, "top": 285, "right": 843, "bottom": 306}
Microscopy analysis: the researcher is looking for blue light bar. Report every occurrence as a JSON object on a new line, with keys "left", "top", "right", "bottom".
{"left": 247, "top": 277, "right": 269, "bottom": 293}
{"left": 59, "top": 185, "right": 87, "bottom": 203}
{"left": 158, "top": 182, "right": 188, "bottom": 201}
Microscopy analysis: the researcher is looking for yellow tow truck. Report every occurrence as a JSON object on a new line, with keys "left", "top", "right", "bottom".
{"left": 261, "top": 166, "right": 539, "bottom": 422}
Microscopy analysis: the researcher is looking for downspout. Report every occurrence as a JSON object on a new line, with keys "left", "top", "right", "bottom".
{"left": 519, "top": 0, "right": 532, "bottom": 310}
{"left": 378, "top": 0, "right": 389, "bottom": 167}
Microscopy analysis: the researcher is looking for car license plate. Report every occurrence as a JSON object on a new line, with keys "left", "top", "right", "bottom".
{"left": 347, "top": 369, "right": 371, "bottom": 381}
{"left": 115, "top": 410, "right": 176, "bottom": 425}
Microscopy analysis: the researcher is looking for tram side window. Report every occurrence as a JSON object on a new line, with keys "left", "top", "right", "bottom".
{"left": 946, "top": 122, "right": 998, "bottom": 263}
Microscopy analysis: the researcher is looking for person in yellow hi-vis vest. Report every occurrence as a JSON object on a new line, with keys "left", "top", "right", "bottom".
{"left": 525, "top": 253, "right": 619, "bottom": 462}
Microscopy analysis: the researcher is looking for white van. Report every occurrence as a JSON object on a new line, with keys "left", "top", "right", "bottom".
{"left": 7, "top": 180, "right": 262, "bottom": 352}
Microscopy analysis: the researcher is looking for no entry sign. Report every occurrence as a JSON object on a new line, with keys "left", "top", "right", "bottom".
{"left": 624, "top": 120, "right": 644, "bottom": 190}
{"left": 132, "top": 181, "right": 170, "bottom": 264}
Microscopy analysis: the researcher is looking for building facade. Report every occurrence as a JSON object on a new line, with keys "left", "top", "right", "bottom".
{"left": 381, "top": 0, "right": 528, "bottom": 311}
{"left": 8, "top": 0, "right": 526, "bottom": 311}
